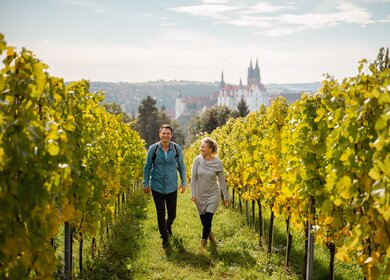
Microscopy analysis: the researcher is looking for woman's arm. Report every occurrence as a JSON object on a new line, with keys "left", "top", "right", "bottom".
{"left": 190, "top": 157, "right": 198, "bottom": 201}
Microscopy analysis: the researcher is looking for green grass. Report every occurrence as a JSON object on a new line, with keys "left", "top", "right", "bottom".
{"left": 81, "top": 189, "right": 363, "bottom": 280}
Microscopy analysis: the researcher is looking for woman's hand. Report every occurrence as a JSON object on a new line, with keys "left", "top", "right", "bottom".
{"left": 192, "top": 197, "right": 197, "bottom": 203}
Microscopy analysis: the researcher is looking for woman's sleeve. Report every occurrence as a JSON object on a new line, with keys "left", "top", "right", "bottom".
{"left": 217, "top": 161, "right": 229, "bottom": 200}
{"left": 190, "top": 157, "right": 198, "bottom": 197}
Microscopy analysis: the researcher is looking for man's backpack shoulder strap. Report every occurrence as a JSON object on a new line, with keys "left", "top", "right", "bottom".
{"left": 171, "top": 142, "right": 179, "bottom": 159}
{"left": 152, "top": 142, "right": 179, "bottom": 164}
{"left": 151, "top": 142, "right": 161, "bottom": 163}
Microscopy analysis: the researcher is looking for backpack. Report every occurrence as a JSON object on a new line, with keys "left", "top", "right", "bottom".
{"left": 152, "top": 142, "right": 179, "bottom": 166}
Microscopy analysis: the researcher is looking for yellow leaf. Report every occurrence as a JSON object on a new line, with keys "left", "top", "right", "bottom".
{"left": 62, "top": 204, "right": 75, "bottom": 221}
{"left": 368, "top": 168, "right": 380, "bottom": 180}
{"left": 281, "top": 185, "right": 293, "bottom": 197}
{"left": 334, "top": 198, "right": 342, "bottom": 206}
{"left": 6, "top": 46, "right": 15, "bottom": 56}
{"left": 47, "top": 140, "right": 60, "bottom": 156}
{"left": 335, "top": 246, "right": 351, "bottom": 262}
{"left": 382, "top": 208, "right": 390, "bottom": 221}
{"left": 340, "top": 149, "right": 352, "bottom": 162}
{"left": 325, "top": 216, "right": 334, "bottom": 225}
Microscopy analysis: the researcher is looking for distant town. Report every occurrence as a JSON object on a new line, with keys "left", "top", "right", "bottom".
{"left": 90, "top": 60, "right": 321, "bottom": 125}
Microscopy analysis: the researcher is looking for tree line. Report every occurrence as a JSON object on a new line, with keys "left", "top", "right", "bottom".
{"left": 105, "top": 94, "right": 250, "bottom": 147}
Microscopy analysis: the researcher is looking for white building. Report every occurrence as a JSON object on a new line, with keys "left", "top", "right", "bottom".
{"left": 175, "top": 91, "right": 186, "bottom": 119}
{"left": 217, "top": 59, "right": 270, "bottom": 112}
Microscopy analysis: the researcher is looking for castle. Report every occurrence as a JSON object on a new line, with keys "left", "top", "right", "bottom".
{"left": 175, "top": 59, "right": 270, "bottom": 119}
{"left": 217, "top": 59, "right": 270, "bottom": 112}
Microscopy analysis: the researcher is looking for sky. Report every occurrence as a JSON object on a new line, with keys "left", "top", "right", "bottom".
{"left": 0, "top": 0, "right": 389, "bottom": 84}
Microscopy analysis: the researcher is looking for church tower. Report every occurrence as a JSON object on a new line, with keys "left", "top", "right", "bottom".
{"left": 175, "top": 90, "right": 184, "bottom": 119}
{"left": 247, "top": 60, "right": 254, "bottom": 86}
{"left": 219, "top": 71, "right": 226, "bottom": 89}
{"left": 247, "top": 59, "right": 261, "bottom": 87}
{"left": 254, "top": 59, "right": 261, "bottom": 85}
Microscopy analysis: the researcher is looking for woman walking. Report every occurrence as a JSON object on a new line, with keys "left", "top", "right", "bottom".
{"left": 191, "top": 137, "right": 229, "bottom": 247}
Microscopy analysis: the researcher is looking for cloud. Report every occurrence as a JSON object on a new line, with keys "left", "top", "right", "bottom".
{"left": 169, "top": 2, "right": 375, "bottom": 36}
{"left": 93, "top": 10, "right": 110, "bottom": 13}
{"left": 202, "top": 0, "right": 227, "bottom": 3}
{"left": 52, "top": 0, "right": 109, "bottom": 10}
{"left": 260, "top": 3, "right": 374, "bottom": 36}
{"left": 379, "top": 14, "right": 390, "bottom": 23}
{"left": 15, "top": 29, "right": 376, "bottom": 84}
{"left": 168, "top": 4, "right": 240, "bottom": 20}
{"left": 359, "top": 0, "right": 390, "bottom": 3}
{"left": 239, "top": 2, "right": 296, "bottom": 14}
{"left": 160, "top": 23, "right": 176, "bottom": 27}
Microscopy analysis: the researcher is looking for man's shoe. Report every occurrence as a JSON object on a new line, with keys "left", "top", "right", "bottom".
{"left": 162, "top": 239, "right": 169, "bottom": 248}
{"left": 200, "top": 239, "right": 207, "bottom": 248}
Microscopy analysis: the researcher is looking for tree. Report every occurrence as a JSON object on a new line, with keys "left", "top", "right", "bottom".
{"left": 133, "top": 96, "right": 185, "bottom": 147}
{"left": 103, "top": 102, "right": 133, "bottom": 123}
{"left": 235, "top": 96, "right": 250, "bottom": 117}
{"left": 133, "top": 96, "right": 160, "bottom": 147}
{"left": 188, "top": 105, "right": 234, "bottom": 143}
{"left": 375, "top": 47, "right": 389, "bottom": 71}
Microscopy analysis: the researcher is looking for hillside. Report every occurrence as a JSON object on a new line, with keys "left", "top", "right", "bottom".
{"left": 89, "top": 80, "right": 320, "bottom": 116}
{"left": 90, "top": 81, "right": 220, "bottom": 116}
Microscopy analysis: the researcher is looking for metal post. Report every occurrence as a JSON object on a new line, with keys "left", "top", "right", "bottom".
{"left": 245, "top": 185, "right": 249, "bottom": 224}
{"left": 306, "top": 198, "right": 315, "bottom": 280}
{"left": 64, "top": 222, "right": 73, "bottom": 280}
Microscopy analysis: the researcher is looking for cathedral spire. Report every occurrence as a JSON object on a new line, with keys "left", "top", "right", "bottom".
{"left": 254, "top": 58, "right": 261, "bottom": 84}
{"left": 220, "top": 70, "right": 226, "bottom": 89}
{"left": 247, "top": 59, "right": 254, "bottom": 86}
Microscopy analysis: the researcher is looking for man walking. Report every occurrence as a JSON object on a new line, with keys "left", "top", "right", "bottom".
{"left": 143, "top": 124, "right": 186, "bottom": 247}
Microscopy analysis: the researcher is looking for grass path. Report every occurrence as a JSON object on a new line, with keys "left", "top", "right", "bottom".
{"left": 82, "top": 189, "right": 362, "bottom": 280}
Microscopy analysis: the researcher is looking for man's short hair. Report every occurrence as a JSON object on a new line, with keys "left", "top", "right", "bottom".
{"left": 159, "top": 124, "right": 173, "bottom": 133}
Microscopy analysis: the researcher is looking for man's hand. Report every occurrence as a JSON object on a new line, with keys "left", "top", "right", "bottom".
{"left": 192, "top": 196, "right": 197, "bottom": 203}
{"left": 178, "top": 185, "right": 186, "bottom": 194}
{"left": 224, "top": 200, "right": 230, "bottom": 208}
{"left": 144, "top": 187, "right": 150, "bottom": 194}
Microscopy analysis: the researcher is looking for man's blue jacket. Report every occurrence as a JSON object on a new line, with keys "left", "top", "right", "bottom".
{"left": 143, "top": 141, "right": 186, "bottom": 194}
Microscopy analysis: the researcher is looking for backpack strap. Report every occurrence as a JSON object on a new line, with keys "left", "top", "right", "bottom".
{"left": 152, "top": 142, "right": 160, "bottom": 164}
{"left": 151, "top": 142, "right": 179, "bottom": 165}
{"left": 171, "top": 142, "right": 178, "bottom": 159}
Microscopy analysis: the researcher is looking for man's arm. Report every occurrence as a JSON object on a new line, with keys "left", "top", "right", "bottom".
{"left": 176, "top": 145, "right": 187, "bottom": 193}
{"left": 143, "top": 145, "right": 154, "bottom": 194}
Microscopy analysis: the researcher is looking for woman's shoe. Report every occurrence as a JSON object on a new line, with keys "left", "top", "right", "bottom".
{"left": 208, "top": 232, "right": 216, "bottom": 243}
{"left": 200, "top": 239, "right": 207, "bottom": 247}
